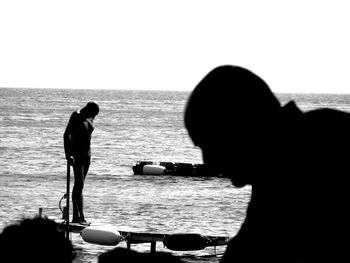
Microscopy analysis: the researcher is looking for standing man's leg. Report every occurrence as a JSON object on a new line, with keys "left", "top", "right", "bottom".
{"left": 72, "top": 160, "right": 85, "bottom": 223}
{"left": 80, "top": 160, "right": 90, "bottom": 222}
{"left": 72, "top": 157, "right": 90, "bottom": 224}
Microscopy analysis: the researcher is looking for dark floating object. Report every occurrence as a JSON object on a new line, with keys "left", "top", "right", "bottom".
{"left": 163, "top": 233, "right": 210, "bottom": 251}
{"left": 132, "top": 161, "right": 218, "bottom": 177}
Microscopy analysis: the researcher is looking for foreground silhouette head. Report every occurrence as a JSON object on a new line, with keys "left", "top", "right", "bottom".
{"left": 184, "top": 65, "right": 281, "bottom": 186}
{"left": 0, "top": 217, "right": 75, "bottom": 263}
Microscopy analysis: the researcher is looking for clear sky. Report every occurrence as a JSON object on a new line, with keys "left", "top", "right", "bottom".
{"left": 1, "top": 1, "right": 350, "bottom": 93}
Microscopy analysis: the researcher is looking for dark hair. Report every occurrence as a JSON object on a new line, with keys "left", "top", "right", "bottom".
{"left": 81, "top": 101, "right": 99, "bottom": 118}
{"left": 184, "top": 65, "right": 281, "bottom": 146}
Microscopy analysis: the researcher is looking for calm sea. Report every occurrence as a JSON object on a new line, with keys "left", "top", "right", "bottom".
{"left": 1, "top": 88, "right": 350, "bottom": 262}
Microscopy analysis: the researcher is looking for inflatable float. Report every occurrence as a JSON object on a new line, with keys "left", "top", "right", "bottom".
{"left": 132, "top": 161, "right": 217, "bottom": 177}
{"left": 82, "top": 228, "right": 229, "bottom": 252}
{"left": 81, "top": 227, "right": 122, "bottom": 246}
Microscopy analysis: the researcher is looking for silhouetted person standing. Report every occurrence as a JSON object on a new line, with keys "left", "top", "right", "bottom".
{"left": 64, "top": 101, "right": 99, "bottom": 225}
{"left": 184, "top": 65, "right": 349, "bottom": 262}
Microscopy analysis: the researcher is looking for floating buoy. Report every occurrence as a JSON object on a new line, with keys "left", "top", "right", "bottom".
{"left": 81, "top": 227, "right": 122, "bottom": 246}
{"left": 174, "top": 163, "right": 194, "bottom": 175}
{"left": 163, "top": 233, "right": 210, "bottom": 251}
{"left": 142, "top": 165, "right": 167, "bottom": 175}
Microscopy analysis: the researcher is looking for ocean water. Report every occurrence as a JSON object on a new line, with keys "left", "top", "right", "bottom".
{"left": 1, "top": 88, "right": 350, "bottom": 262}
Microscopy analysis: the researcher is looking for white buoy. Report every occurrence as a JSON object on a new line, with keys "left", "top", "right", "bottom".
{"left": 81, "top": 227, "right": 122, "bottom": 246}
{"left": 142, "top": 165, "right": 166, "bottom": 175}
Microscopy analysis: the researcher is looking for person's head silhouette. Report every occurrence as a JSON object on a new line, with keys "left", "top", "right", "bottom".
{"left": 81, "top": 101, "right": 99, "bottom": 119}
{"left": 184, "top": 65, "right": 281, "bottom": 187}
{"left": 0, "top": 216, "right": 75, "bottom": 263}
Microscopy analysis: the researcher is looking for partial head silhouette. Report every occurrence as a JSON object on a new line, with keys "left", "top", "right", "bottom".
{"left": 81, "top": 101, "right": 99, "bottom": 118}
{"left": 0, "top": 217, "right": 75, "bottom": 263}
{"left": 184, "top": 65, "right": 281, "bottom": 186}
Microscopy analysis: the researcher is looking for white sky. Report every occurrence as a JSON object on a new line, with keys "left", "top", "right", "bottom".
{"left": 1, "top": 0, "right": 350, "bottom": 93}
